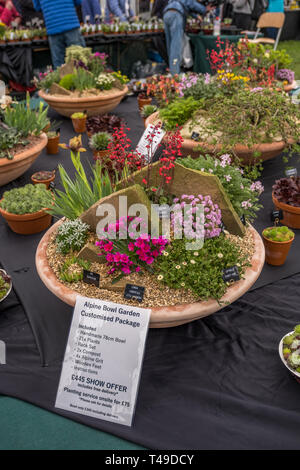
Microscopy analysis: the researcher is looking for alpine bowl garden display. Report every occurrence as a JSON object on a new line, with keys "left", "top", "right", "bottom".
{"left": 37, "top": 46, "right": 129, "bottom": 117}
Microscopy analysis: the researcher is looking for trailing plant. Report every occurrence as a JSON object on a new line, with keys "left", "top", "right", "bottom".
{"left": 263, "top": 226, "right": 294, "bottom": 242}
{"left": 0, "top": 184, "right": 49, "bottom": 215}
{"left": 89, "top": 132, "right": 112, "bottom": 151}
{"left": 155, "top": 234, "right": 250, "bottom": 303}
{"left": 0, "top": 127, "right": 29, "bottom": 159}
{"left": 59, "top": 256, "right": 91, "bottom": 283}
{"left": 4, "top": 94, "right": 49, "bottom": 137}
{"left": 272, "top": 177, "right": 300, "bottom": 207}
{"left": 178, "top": 154, "right": 263, "bottom": 220}
{"left": 159, "top": 96, "right": 202, "bottom": 131}
{"left": 55, "top": 219, "right": 90, "bottom": 254}
{"left": 46, "top": 136, "right": 115, "bottom": 220}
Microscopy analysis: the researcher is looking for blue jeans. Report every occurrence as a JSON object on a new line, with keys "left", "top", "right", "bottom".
{"left": 82, "top": 0, "right": 101, "bottom": 24}
{"left": 163, "top": 10, "right": 184, "bottom": 75}
{"left": 48, "top": 28, "right": 86, "bottom": 69}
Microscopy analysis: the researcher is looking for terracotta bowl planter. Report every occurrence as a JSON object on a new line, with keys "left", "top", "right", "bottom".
{"left": 35, "top": 221, "right": 265, "bottom": 328}
{"left": 46, "top": 134, "right": 60, "bottom": 154}
{"left": 38, "top": 87, "right": 129, "bottom": 118}
{"left": 0, "top": 133, "right": 48, "bottom": 187}
{"left": 138, "top": 95, "right": 152, "bottom": 112}
{"left": 272, "top": 193, "right": 300, "bottom": 229}
{"left": 93, "top": 149, "right": 110, "bottom": 161}
{"left": 262, "top": 228, "right": 294, "bottom": 266}
{"left": 0, "top": 203, "right": 52, "bottom": 235}
{"left": 31, "top": 171, "right": 55, "bottom": 189}
{"left": 279, "top": 332, "right": 300, "bottom": 383}
{"left": 146, "top": 112, "right": 289, "bottom": 165}
{"left": 72, "top": 116, "right": 87, "bottom": 133}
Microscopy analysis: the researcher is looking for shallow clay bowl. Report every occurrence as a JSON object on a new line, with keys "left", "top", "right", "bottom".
{"left": 0, "top": 133, "right": 48, "bottom": 187}
{"left": 146, "top": 112, "right": 288, "bottom": 165}
{"left": 38, "top": 87, "right": 128, "bottom": 118}
{"left": 36, "top": 220, "right": 265, "bottom": 328}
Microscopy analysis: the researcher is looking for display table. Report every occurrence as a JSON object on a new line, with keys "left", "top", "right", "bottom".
{"left": 189, "top": 34, "right": 243, "bottom": 74}
{"left": 1, "top": 97, "right": 300, "bottom": 450}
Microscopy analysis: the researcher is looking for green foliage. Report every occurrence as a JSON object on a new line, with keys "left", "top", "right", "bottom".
{"left": 245, "top": 42, "right": 292, "bottom": 71}
{"left": 45, "top": 152, "right": 115, "bottom": 220}
{"left": 0, "top": 271, "right": 10, "bottom": 301}
{"left": 182, "top": 75, "right": 225, "bottom": 101}
{"left": 59, "top": 256, "right": 91, "bottom": 283}
{"left": 0, "top": 127, "right": 29, "bottom": 160}
{"left": 0, "top": 184, "right": 49, "bottom": 215}
{"left": 56, "top": 219, "right": 90, "bottom": 254}
{"left": 4, "top": 94, "right": 49, "bottom": 137}
{"left": 156, "top": 235, "right": 250, "bottom": 303}
{"left": 59, "top": 73, "right": 76, "bottom": 90}
{"left": 263, "top": 225, "right": 294, "bottom": 242}
{"left": 65, "top": 45, "right": 92, "bottom": 65}
{"left": 89, "top": 132, "right": 112, "bottom": 151}
{"left": 38, "top": 69, "right": 60, "bottom": 91}
{"left": 73, "top": 68, "right": 97, "bottom": 92}
{"left": 71, "top": 112, "right": 86, "bottom": 119}
{"left": 141, "top": 104, "right": 158, "bottom": 118}
{"left": 159, "top": 96, "right": 202, "bottom": 131}
{"left": 178, "top": 155, "right": 263, "bottom": 221}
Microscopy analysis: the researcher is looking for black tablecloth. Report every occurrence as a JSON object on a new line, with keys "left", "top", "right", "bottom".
{"left": 0, "top": 96, "right": 300, "bottom": 449}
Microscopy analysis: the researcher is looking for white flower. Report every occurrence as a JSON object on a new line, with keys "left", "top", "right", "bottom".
{"left": 175, "top": 265, "right": 181, "bottom": 269}
{"left": 182, "top": 261, "right": 187, "bottom": 266}
{"left": 190, "top": 259, "right": 196, "bottom": 264}
{"left": 181, "top": 282, "right": 186, "bottom": 287}
{"left": 163, "top": 251, "right": 169, "bottom": 256}
{"left": 157, "top": 274, "right": 164, "bottom": 281}
{"left": 217, "top": 253, "right": 223, "bottom": 258}
{"left": 193, "top": 252, "right": 199, "bottom": 256}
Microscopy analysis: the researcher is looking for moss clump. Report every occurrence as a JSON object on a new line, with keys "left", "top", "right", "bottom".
{"left": 59, "top": 73, "right": 76, "bottom": 90}
{"left": 263, "top": 226, "right": 294, "bottom": 242}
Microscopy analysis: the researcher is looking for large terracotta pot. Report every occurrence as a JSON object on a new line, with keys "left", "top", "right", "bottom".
{"left": 38, "top": 87, "right": 128, "bottom": 118}
{"left": 0, "top": 133, "right": 48, "bottom": 187}
{"left": 272, "top": 193, "right": 300, "bottom": 229}
{"left": 35, "top": 221, "right": 265, "bottom": 328}
{"left": 146, "top": 112, "right": 288, "bottom": 165}
{"left": 0, "top": 204, "right": 52, "bottom": 235}
{"left": 262, "top": 228, "right": 294, "bottom": 266}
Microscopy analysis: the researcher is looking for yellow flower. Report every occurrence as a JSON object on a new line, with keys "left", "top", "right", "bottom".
{"left": 59, "top": 135, "right": 86, "bottom": 152}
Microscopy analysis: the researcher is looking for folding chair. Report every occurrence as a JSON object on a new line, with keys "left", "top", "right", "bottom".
{"left": 247, "top": 12, "right": 285, "bottom": 50}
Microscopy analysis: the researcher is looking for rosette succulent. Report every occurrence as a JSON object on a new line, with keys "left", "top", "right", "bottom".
{"left": 273, "top": 177, "right": 300, "bottom": 207}
{"left": 0, "top": 184, "right": 50, "bottom": 215}
{"left": 263, "top": 226, "right": 294, "bottom": 243}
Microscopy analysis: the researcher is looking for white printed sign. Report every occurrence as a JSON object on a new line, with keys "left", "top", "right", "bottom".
{"left": 55, "top": 296, "right": 150, "bottom": 427}
{"left": 136, "top": 124, "right": 165, "bottom": 162}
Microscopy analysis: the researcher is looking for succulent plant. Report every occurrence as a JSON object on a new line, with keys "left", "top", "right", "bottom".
{"left": 0, "top": 184, "right": 49, "bottom": 215}
{"left": 89, "top": 132, "right": 112, "bottom": 151}
{"left": 0, "top": 270, "right": 11, "bottom": 301}
{"left": 263, "top": 226, "right": 294, "bottom": 243}
{"left": 273, "top": 177, "right": 300, "bottom": 207}
{"left": 141, "top": 104, "right": 158, "bottom": 118}
{"left": 59, "top": 256, "right": 91, "bottom": 283}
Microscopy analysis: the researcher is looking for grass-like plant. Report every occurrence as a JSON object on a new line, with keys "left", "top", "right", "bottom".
{"left": 4, "top": 93, "right": 49, "bottom": 137}
{"left": 73, "top": 68, "right": 97, "bottom": 92}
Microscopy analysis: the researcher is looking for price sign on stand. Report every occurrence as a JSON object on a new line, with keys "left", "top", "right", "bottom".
{"left": 55, "top": 296, "right": 150, "bottom": 427}
{"left": 135, "top": 124, "right": 165, "bottom": 162}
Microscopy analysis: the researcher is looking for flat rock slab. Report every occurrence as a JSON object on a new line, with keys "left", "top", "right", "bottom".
{"left": 121, "top": 162, "right": 245, "bottom": 236}
{"left": 49, "top": 83, "right": 72, "bottom": 96}
{"left": 78, "top": 243, "right": 105, "bottom": 264}
{"left": 59, "top": 61, "right": 75, "bottom": 78}
{"left": 80, "top": 184, "right": 155, "bottom": 233}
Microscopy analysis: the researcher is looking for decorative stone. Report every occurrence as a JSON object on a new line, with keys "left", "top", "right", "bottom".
{"left": 49, "top": 83, "right": 72, "bottom": 96}
{"left": 59, "top": 60, "right": 75, "bottom": 78}
{"left": 78, "top": 243, "right": 105, "bottom": 264}
{"left": 120, "top": 162, "right": 245, "bottom": 236}
{"left": 101, "top": 277, "right": 127, "bottom": 293}
{"left": 80, "top": 184, "right": 157, "bottom": 233}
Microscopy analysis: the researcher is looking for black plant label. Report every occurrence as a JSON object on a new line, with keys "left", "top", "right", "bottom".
{"left": 240, "top": 215, "right": 246, "bottom": 225}
{"left": 124, "top": 284, "right": 145, "bottom": 303}
{"left": 191, "top": 132, "right": 200, "bottom": 141}
{"left": 270, "top": 209, "right": 283, "bottom": 222}
{"left": 285, "top": 168, "right": 297, "bottom": 178}
{"left": 83, "top": 270, "right": 100, "bottom": 287}
{"left": 49, "top": 181, "right": 55, "bottom": 190}
{"left": 220, "top": 220, "right": 226, "bottom": 233}
{"left": 222, "top": 266, "right": 240, "bottom": 283}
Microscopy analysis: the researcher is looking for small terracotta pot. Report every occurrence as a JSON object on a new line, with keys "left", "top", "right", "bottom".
{"left": 46, "top": 134, "right": 60, "bottom": 154}
{"left": 0, "top": 202, "right": 52, "bottom": 235}
{"left": 93, "top": 149, "right": 110, "bottom": 161}
{"left": 137, "top": 95, "right": 152, "bottom": 112}
{"left": 262, "top": 228, "right": 294, "bottom": 266}
{"left": 72, "top": 116, "right": 87, "bottom": 133}
{"left": 31, "top": 172, "right": 55, "bottom": 189}
{"left": 272, "top": 194, "right": 300, "bottom": 229}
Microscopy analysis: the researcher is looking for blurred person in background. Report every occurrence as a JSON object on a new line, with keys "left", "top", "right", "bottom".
{"left": 33, "top": 0, "right": 85, "bottom": 68}
{"left": 13, "top": 0, "right": 43, "bottom": 25}
{"left": 266, "top": 0, "right": 284, "bottom": 38}
{"left": 0, "top": 0, "right": 21, "bottom": 26}
{"left": 82, "top": 0, "right": 101, "bottom": 23}
{"left": 105, "top": 0, "right": 135, "bottom": 23}
{"left": 163, "top": 0, "right": 212, "bottom": 75}
{"left": 230, "top": 0, "right": 254, "bottom": 30}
